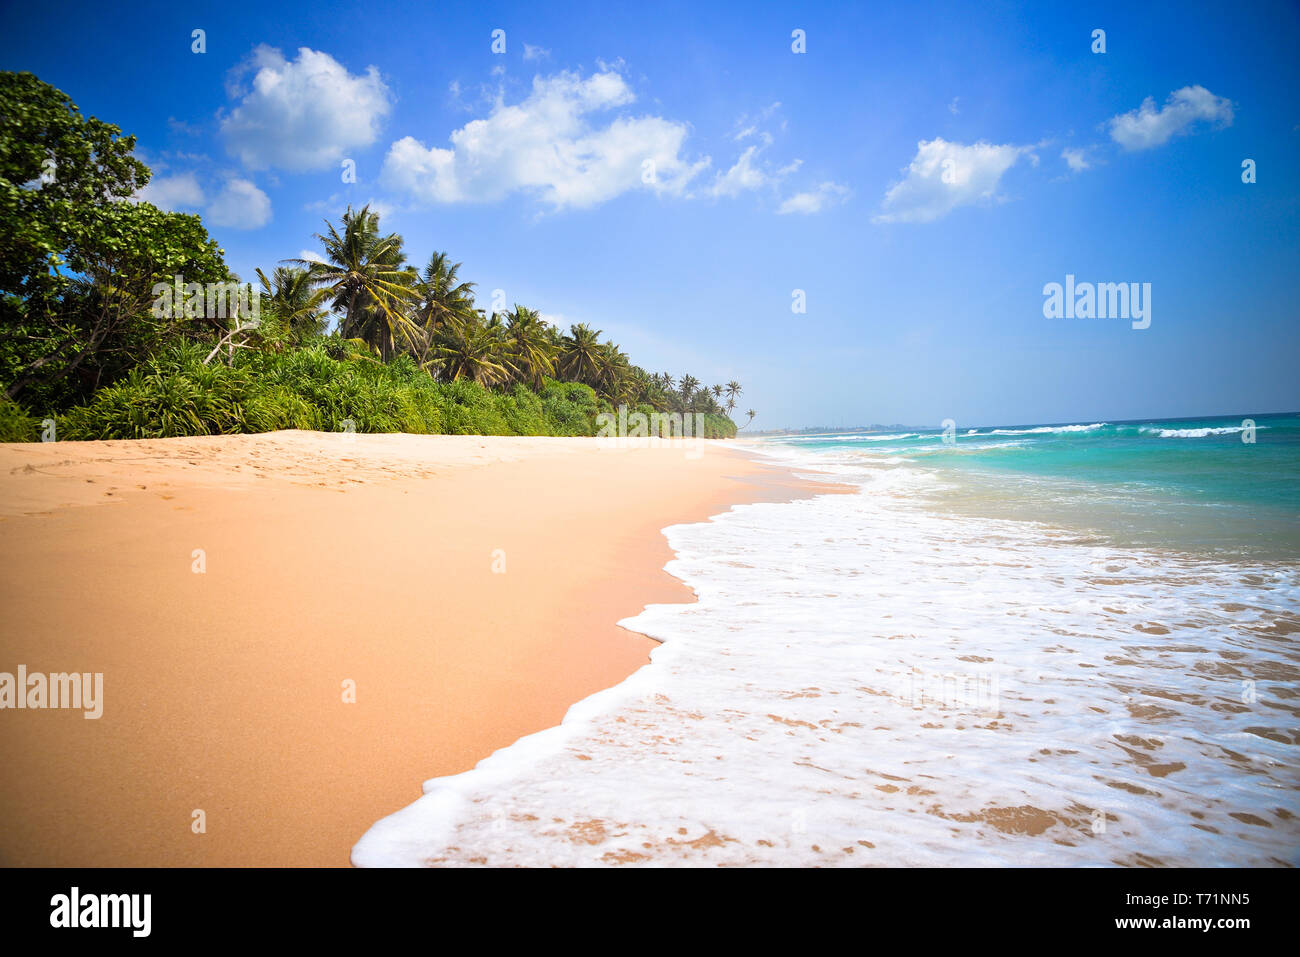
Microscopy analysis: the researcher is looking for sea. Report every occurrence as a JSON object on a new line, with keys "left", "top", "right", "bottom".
{"left": 353, "top": 412, "right": 1300, "bottom": 867}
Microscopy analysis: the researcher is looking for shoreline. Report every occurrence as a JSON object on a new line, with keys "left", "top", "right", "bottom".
{"left": 0, "top": 431, "right": 839, "bottom": 866}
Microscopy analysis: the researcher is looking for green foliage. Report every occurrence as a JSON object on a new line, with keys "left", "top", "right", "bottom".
{"left": 0, "top": 395, "right": 40, "bottom": 442}
{"left": 51, "top": 345, "right": 614, "bottom": 441}
{"left": 0, "top": 71, "right": 151, "bottom": 296}
{"left": 1, "top": 72, "right": 231, "bottom": 404}
{"left": 695, "top": 412, "right": 738, "bottom": 439}
{"left": 1, "top": 73, "right": 750, "bottom": 443}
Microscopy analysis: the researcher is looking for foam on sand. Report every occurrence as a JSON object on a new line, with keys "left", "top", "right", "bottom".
{"left": 354, "top": 454, "right": 1300, "bottom": 867}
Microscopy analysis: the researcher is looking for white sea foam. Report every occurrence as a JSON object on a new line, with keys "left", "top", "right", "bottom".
{"left": 778, "top": 433, "right": 919, "bottom": 443}
{"left": 988, "top": 423, "right": 1108, "bottom": 435}
{"left": 1141, "top": 425, "right": 1260, "bottom": 438}
{"left": 353, "top": 447, "right": 1300, "bottom": 867}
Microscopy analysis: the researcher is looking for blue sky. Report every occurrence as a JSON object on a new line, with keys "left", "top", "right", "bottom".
{"left": 3, "top": 0, "right": 1297, "bottom": 428}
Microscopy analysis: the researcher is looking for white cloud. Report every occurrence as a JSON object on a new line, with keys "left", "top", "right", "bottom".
{"left": 1107, "top": 85, "right": 1233, "bottom": 151}
{"left": 708, "top": 146, "right": 768, "bottom": 197}
{"left": 523, "top": 44, "right": 551, "bottom": 61}
{"left": 705, "top": 144, "right": 802, "bottom": 200}
{"left": 220, "top": 46, "right": 392, "bottom": 171}
{"left": 948, "top": 97, "right": 961, "bottom": 115}
{"left": 206, "top": 178, "right": 272, "bottom": 229}
{"left": 1061, "top": 147, "right": 1091, "bottom": 172}
{"left": 732, "top": 102, "right": 783, "bottom": 143}
{"left": 298, "top": 249, "right": 327, "bottom": 264}
{"left": 381, "top": 70, "right": 708, "bottom": 209}
{"left": 873, "top": 138, "right": 1027, "bottom": 224}
{"left": 778, "top": 181, "right": 851, "bottom": 215}
{"left": 136, "top": 172, "right": 205, "bottom": 210}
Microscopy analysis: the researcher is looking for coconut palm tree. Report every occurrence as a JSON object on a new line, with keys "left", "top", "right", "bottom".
{"left": 724, "top": 380, "right": 743, "bottom": 414}
{"left": 288, "top": 204, "right": 420, "bottom": 360}
{"left": 559, "top": 323, "right": 603, "bottom": 385}
{"left": 255, "top": 266, "right": 328, "bottom": 340}
{"left": 503, "top": 306, "right": 556, "bottom": 389}
{"left": 742, "top": 409, "right": 756, "bottom": 429}
{"left": 427, "top": 312, "right": 509, "bottom": 386}
{"left": 677, "top": 374, "right": 700, "bottom": 411}
{"left": 412, "top": 252, "right": 477, "bottom": 363}
{"left": 594, "top": 341, "right": 632, "bottom": 402}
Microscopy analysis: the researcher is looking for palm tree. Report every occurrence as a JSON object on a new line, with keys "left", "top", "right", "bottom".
{"left": 742, "top": 409, "right": 756, "bottom": 429}
{"left": 724, "top": 380, "right": 743, "bottom": 414}
{"left": 594, "top": 341, "right": 632, "bottom": 402}
{"left": 288, "top": 204, "right": 420, "bottom": 360}
{"left": 255, "top": 266, "right": 328, "bottom": 340}
{"left": 413, "top": 252, "right": 477, "bottom": 364}
{"left": 677, "top": 374, "right": 700, "bottom": 411}
{"left": 503, "top": 306, "right": 556, "bottom": 389}
{"left": 427, "top": 312, "right": 509, "bottom": 386}
{"left": 560, "top": 323, "right": 603, "bottom": 385}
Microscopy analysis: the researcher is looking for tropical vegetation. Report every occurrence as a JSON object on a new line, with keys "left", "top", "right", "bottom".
{"left": 0, "top": 72, "right": 753, "bottom": 442}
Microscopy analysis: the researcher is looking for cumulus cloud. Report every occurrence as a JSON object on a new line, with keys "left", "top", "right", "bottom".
{"left": 1107, "top": 85, "right": 1233, "bottom": 150}
{"left": 220, "top": 46, "right": 392, "bottom": 172}
{"left": 380, "top": 70, "right": 708, "bottom": 209}
{"left": 778, "top": 181, "right": 851, "bottom": 215}
{"left": 205, "top": 178, "right": 272, "bottom": 229}
{"left": 298, "top": 249, "right": 327, "bottom": 264}
{"left": 136, "top": 172, "right": 205, "bottom": 210}
{"left": 523, "top": 44, "right": 550, "bottom": 61}
{"left": 873, "top": 138, "right": 1028, "bottom": 224}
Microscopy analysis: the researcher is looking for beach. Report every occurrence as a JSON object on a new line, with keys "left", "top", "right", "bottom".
{"left": 0, "top": 431, "right": 828, "bottom": 867}
{"left": 354, "top": 420, "right": 1299, "bottom": 868}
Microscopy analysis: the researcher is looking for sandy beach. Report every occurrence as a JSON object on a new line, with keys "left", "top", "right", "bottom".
{"left": 0, "top": 431, "right": 829, "bottom": 866}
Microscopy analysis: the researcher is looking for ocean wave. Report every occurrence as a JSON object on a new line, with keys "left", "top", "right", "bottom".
{"left": 353, "top": 460, "right": 1300, "bottom": 868}
{"left": 987, "top": 423, "right": 1107, "bottom": 435}
{"left": 1140, "top": 425, "right": 1260, "bottom": 438}
{"left": 775, "top": 433, "right": 919, "bottom": 443}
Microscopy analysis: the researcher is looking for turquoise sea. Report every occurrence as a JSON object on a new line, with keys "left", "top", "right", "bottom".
{"left": 767, "top": 412, "right": 1300, "bottom": 561}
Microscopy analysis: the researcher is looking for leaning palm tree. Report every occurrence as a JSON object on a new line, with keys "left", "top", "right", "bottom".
{"left": 287, "top": 204, "right": 420, "bottom": 360}
{"left": 742, "top": 409, "right": 757, "bottom": 429}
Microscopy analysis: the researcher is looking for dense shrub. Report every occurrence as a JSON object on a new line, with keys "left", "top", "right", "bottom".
{"left": 47, "top": 345, "right": 636, "bottom": 440}
{"left": 0, "top": 395, "right": 40, "bottom": 442}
